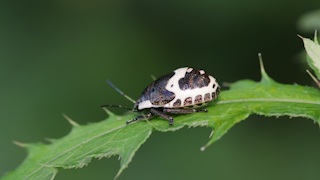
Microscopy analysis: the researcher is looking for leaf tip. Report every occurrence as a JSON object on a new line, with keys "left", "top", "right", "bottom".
{"left": 101, "top": 107, "right": 116, "bottom": 116}
{"left": 150, "top": 74, "right": 156, "bottom": 81}
{"left": 258, "top": 53, "right": 271, "bottom": 82}
{"left": 200, "top": 140, "right": 211, "bottom": 151}
{"left": 12, "top": 141, "right": 26, "bottom": 148}
{"left": 209, "top": 130, "right": 214, "bottom": 138}
{"left": 114, "top": 168, "right": 124, "bottom": 180}
{"left": 44, "top": 137, "right": 56, "bottom": 143}
{"left": 306, "top": 69, "right": 320, "bottom": 87}
{"left": 62, "top": 113, "right": 80, "bottom": 127}
{"left": 297, "top": 34, "right": 304, "bottom": 40}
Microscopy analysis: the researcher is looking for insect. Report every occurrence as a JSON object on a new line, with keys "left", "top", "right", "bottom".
{"left": 101, "top": 67, "right": 220, "bottom": 126}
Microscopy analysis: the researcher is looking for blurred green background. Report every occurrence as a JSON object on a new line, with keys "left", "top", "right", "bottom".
{"left": 1, "top": 1, "right": 320, "bottom": 180}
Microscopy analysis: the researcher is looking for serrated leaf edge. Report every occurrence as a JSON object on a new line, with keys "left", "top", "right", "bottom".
{"left": 24, "top": 124, "right": 127, "bottom": 179}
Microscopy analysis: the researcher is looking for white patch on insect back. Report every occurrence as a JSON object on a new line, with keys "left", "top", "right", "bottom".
{"left": 186, "top": 67, "right": 193, "bottom": 73}
{"left": 164, "top": 67, "right": 189, "bottom": 92}
{"left": 138, "top": 67, "right": 219, "bottom": 109}
{"left": 138, "top": 100, "right": 153, "bottom": 110}
{"left": 162, "top": 67, "right": 219, "bottom": 108}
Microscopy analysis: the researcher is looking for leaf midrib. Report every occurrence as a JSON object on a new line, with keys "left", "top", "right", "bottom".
{"left": 218, "top": 98, "right": 320, "bottom": 105}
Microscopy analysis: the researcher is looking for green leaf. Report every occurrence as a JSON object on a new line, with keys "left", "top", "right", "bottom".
{"left": 314, "top": 32, "right": 319, "bottom": 45}
{"left": 3, "top": 113, "right": 153, "bottom": 180}
{"left": 297, "top": 9, "right": 320, "bottom": 32}
{"left": 300, "top": 35, "right": 320, "bottom": 79}
{"left": 2, "top": 60, "right": 320, "bottom": 180}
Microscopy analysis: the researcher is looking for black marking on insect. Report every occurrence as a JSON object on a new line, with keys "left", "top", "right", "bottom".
{"left": 101, "top": 67, "right": 220, "bottom": 126}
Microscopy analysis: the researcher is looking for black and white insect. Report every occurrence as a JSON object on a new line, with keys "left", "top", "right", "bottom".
{"left": 101, "top": 67, "right": 220, "bottom": 126}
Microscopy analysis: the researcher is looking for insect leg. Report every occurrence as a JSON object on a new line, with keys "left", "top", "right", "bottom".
{"left": 126, "top": 113, "right": 152, "bottom": 125}
{"left": 150, "top": 108, "right": 174, "bottom": 126}
{"left": 163, "top": 108, "right": 208, "bottom": 114}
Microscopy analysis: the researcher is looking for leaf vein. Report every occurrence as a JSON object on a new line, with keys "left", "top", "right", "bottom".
{"left": 25, "top": 124, "right": 126, "bottom": 179}
{"left": 218, "top": 98, "right": 320, "bottom": 105}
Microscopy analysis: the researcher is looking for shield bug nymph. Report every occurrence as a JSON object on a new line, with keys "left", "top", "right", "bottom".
{"left": 101, "top": 67, "right": 220, "bottom": 126}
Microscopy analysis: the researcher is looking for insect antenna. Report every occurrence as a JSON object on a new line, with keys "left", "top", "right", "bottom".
{"left": 100, "top": 104, "right": 137, "bottom": 112}
{"left": 100, "top": 80, "right": 137, "bottom": 112}
{"left": 106, "top": 79, "right": 136, "bottom": 104}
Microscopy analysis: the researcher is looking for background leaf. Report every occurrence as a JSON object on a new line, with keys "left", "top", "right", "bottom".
{"left": 297, "top": 9, "right": 320, "bottom": 32}
{"left": 301, "top": 36, "right": 320, "bottom": 79}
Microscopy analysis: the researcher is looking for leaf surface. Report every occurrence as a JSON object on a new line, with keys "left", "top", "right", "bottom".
{"left": 2, "top": 61, "right": 320, "bottom": 180}
{"left": 3, "top": 114, "right": 152, "bottom": 180}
